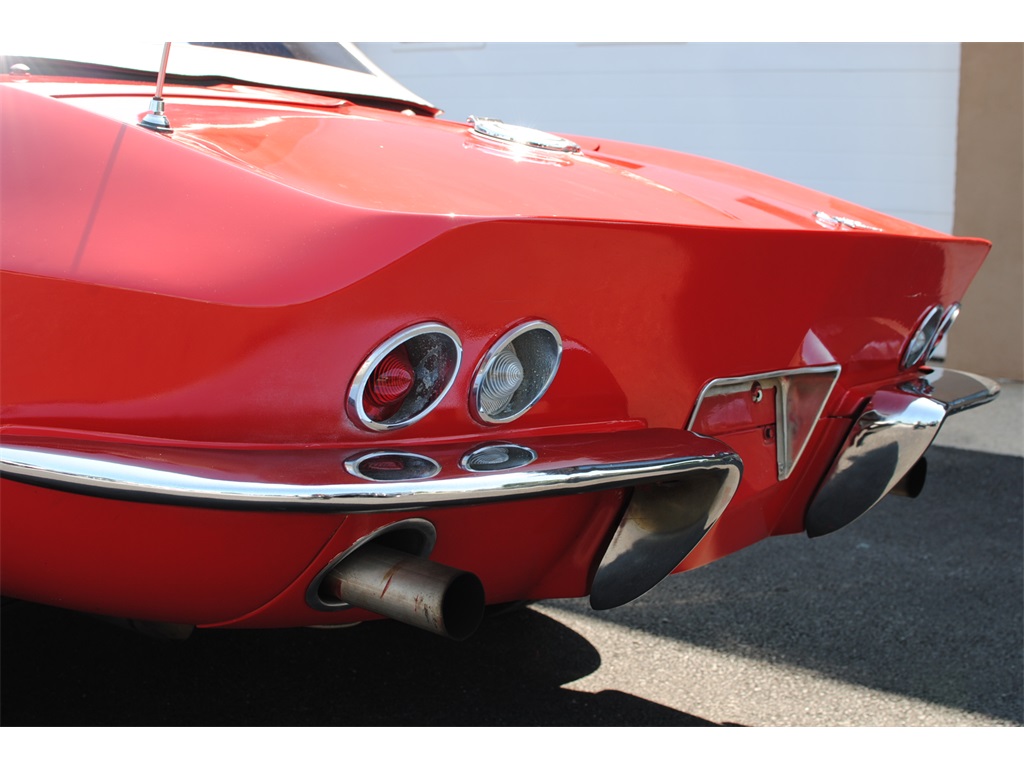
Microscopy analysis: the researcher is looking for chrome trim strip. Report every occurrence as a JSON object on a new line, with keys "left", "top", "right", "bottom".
{"left": 347, "top": 322, "right": 462, "bottom": 432}
{"left": 688, "top": 365, "right": 841, "bottom": 480}
{"left": 805, "top": 367, "right": 999, "bottom": 537}
{"left": 931, "top": 303, "right": 960, "bottom": 354}
{"left": 0, "top": 435, "right": 740, "bottom": 513}
{"left": 903, "top": 366, "right": 1000, "bottom": 414}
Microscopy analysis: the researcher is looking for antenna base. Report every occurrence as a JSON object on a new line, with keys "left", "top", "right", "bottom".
{"left": 139, "top": 97, "right": 172, "bottom": 133}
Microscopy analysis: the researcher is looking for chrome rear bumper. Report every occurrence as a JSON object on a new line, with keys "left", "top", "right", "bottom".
{"left": 0, "top": 428, "right": 740, "bottom": 513}
{"left": 804, "top": 367, "right": 999, "bottom": 537}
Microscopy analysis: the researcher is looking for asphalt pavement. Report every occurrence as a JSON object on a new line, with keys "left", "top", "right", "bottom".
{"left": 1, "top": 382, "right": 1021, "bottom": 726}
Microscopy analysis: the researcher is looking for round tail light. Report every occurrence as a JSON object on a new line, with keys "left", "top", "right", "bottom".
{"left": 349, "top": 324, "right": 462, "bottom": 431}
{"left": 901, "top": 305, "right": 944, "bottom": 370}
{"left": 472, "top": 321, "right": 562, "bottom": 424}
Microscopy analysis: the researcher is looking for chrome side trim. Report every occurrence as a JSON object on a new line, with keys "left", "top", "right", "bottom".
{"left": 0, "top": 430, "right": 741, "bottom": 514}
{"left": 688, "top": 365, "right": 841, "bottom": 480}
{"left": 805, "top": 367, "right": 999, "bottom": 537}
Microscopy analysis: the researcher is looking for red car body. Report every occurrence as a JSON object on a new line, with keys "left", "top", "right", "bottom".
{"left": 0, "top": 44, "right": 999, "bottom": 639}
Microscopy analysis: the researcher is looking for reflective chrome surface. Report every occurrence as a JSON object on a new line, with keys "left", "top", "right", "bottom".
{"left": 0, "top": 429, "right": 739, "bottom": 513}
{"left": 689, "top": 365, "right": 841, "bottom": 480}
{"left": 590, "top": 456, "right": 742, "bottom": 609}
{"left": 813, "top": 210, "right": 883, "bottom": 231}
{"left": 932, "top": 303, "right": 961, "bottom": 351}
{"left": 471, "top": 320, "right": 562, "bottom": 424}
{"left": 805, "top": 367, "right": 999, "bottom": 537}
{"left": 468, "top": 116, "right": 581, "bottom": 153}
{"left": 347, "top": 322, "right": 462, "bottom": 431}
{"left": 905, "top": 366, "right": 1000, "bottom": 415}
{"left": 138, "top": 43, "right": 173, "bottom": 133}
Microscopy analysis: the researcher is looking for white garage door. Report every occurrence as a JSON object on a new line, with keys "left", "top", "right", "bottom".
{"left": 357, "top": 42, "right": 961, "bottom": 233}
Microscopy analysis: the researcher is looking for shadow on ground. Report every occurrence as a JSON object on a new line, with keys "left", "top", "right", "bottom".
{"left": 0, "top": 599, "right": 714, "bottom": 726}
{"left": 549, "top": 447, "right": 1024, "bottom": 724}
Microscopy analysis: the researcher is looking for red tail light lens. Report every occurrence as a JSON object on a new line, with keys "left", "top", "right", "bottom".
{"left": 363, "top": 347, "right": 414, "bottom": 421}
{"left": 349, "top": 324, "right": 462, "bottom": 431}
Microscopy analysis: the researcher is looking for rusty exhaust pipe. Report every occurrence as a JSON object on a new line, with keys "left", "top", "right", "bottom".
{"left": 322, "top": 543, "right": 485, "bottom": 640}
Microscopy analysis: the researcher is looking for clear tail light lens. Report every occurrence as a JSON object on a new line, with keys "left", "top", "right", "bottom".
{"left": 901, "top": 305, "right": 944, "bottom": 370}
{"left": 472, "top": 321, "right": 562, "bottom": 424}
{"left": 478, "top": 344, "right": 525, "bottom": 414}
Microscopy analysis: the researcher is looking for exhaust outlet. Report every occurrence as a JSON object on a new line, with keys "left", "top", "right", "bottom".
{"left": 322, "top": 543, "right": 485, "bottom": 640}
{"left": 889, "top": 457, "right": 927, "bottom": 498}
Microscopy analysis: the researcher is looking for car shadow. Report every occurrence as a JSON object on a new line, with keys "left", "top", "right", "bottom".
{"left": 548, "top": 446, "right": 1023, "bottom": 724}
{"left": 0, "top": 599, "right": 718, "bottom": 726}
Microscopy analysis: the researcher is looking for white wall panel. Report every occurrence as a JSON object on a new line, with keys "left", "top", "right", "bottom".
{"left": 357, "top": 42, "right": 961, "bottom": 232}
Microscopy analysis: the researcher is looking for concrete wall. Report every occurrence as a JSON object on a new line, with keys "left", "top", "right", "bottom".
{"left": 948, "top": 43, "right": 1024, "bottom": 381}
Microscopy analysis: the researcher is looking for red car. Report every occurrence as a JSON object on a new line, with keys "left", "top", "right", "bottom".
{"left": 0, "top": 43, "right": 999, "bottom": 640}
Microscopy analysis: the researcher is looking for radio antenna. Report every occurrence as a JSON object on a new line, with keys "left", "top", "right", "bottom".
{"left": 139, "top": 43, "right": 173, "bottom": 132}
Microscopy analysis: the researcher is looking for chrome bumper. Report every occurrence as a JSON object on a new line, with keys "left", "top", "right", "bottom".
{"left": 0, "top": 428, "right": 740, "bottom": 513}
{"left": 804, "top": 367, "right": 999, "bottom": 537}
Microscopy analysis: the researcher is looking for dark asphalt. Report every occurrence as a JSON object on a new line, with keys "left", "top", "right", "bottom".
{"left": 1, "top": 446, "right": 1021, "bottom": 726}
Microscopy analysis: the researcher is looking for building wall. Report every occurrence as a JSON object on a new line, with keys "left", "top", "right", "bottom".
{"left": 948, "top": 43, "right": 1024, "bottom": 381}
{"left": 359, "top": 42, "right": 962, "bottom": 232}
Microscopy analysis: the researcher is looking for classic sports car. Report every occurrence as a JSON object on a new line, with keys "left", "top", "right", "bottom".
{"left": 0, "top": 43, "right": 999, "bottom": 640}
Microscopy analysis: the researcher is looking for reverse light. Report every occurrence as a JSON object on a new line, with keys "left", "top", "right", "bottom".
{"left": 349, "top": 323, "right": 461, "bottom": 431}
{"left": 472, "top": 321, "right": 562, "bottom": 424}
{"left": 901, "top": 305, "right": 944, "bottom": 370}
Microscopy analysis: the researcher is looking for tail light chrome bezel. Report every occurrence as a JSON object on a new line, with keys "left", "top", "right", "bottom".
{"left": 471, "top": 320, "right": 563, "bottom": 424}
{"left": 931, "top": 302, "right": 961, "bottom": 352}
{"left": 348, "top": 323, "right": 462, "bottom": 432}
